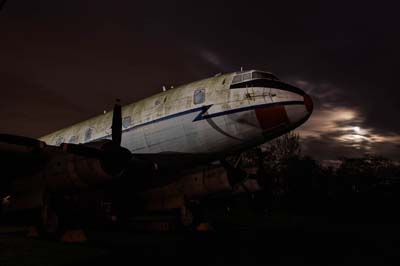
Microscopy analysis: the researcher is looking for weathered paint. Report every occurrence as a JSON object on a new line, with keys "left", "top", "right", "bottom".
{"left": 39, "top": 70, "right": 312, "bottom": 155}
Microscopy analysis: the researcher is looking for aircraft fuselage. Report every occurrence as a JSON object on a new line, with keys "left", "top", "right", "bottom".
{"left": 40, "top": 70, "right": 313, "bottom": 155}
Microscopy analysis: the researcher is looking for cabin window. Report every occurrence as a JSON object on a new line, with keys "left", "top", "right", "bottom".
{"left": 55, "top": 137, "right": 64, "bottom": 146}
{"left": 193, "top": 88, "right": 205, "bottom": 104}
{"left": 123, "top": 116, "right": 131, "bottom": 129}
{"left": 85, "top": 128, "right": 93, "bottom": 142}
{"left": 69, "top": 135, "right": 78, "bottom": 144}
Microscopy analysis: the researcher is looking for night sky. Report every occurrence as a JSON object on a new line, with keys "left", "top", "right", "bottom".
{"left": 0, "top": 0, "right": 399, "bottom": 160}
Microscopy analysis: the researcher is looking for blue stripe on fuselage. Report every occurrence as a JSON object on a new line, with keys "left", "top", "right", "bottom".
{"left": 94, "top": 100, "right": 304, "bottom": 141}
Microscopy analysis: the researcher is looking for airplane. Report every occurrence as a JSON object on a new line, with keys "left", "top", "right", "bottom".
{"left": 0, "top": 69, "right": 313, "bottom": 239}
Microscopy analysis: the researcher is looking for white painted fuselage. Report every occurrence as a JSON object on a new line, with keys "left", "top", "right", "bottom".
{"left": 40, "top": 70, "right": 313, "bottom": 155}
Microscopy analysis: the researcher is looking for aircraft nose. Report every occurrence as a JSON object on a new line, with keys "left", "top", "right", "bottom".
{"left": 255, "top": 105, "right": 289, "bottom": 131}
{"left": 255, "top": 88, "right": 313, "bottom": 131}
{"left": 283, "top": 90, "right": 313, "bottom": 126}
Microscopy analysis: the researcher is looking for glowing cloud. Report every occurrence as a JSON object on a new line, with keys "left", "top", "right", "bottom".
{"left": 291, "top": 79, "right": 400, "bottom": 159}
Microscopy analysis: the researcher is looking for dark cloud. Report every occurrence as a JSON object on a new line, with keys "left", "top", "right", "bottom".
{"left": 0, "top": 72, "right": 87, "bottom": 136}
{"left": 0, "top": 0, "right": 399, "bottom": 158}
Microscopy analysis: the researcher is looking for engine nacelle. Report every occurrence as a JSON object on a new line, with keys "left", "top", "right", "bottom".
{"left": 42, "top": 152, "right": 114, "bottom": 191}
{"left": 41, "top": 140, "right": 133, "bottom": 191}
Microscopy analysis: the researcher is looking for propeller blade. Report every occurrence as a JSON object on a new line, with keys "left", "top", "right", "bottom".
{"left": 220, "top": 159, "right": 248, "bottom": 187}
{"left": 112, "top": 99, "right": 122, "bottom": 146}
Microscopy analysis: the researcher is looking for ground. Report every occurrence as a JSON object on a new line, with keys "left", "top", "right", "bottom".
{"left": 1, "top": 211, "right": 399, "bottom": 266}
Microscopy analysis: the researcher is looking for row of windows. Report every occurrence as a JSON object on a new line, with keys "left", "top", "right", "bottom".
{"left": 55, "top": 128, "right": 94, "bottom": 145}
{"left": 54, "top": 90, "right": 208, "bottom": 146}
{"left": 55, "top": 115, "right": 133, "bottom": 145}
{"left": 55, "top": 134, "right": 80, "bottom": 146}
{"left": 152, "top": 91, "right": 206, "bottom": 106}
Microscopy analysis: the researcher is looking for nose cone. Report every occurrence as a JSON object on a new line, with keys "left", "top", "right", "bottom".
{"left": 283, "top": 91, "right": 313, "bottom": 127}
{"left": 255, "top": 90, "right": 313, "bottom": 132}
{"left": 255, "top": 105, "right": 289, "bottom": 131}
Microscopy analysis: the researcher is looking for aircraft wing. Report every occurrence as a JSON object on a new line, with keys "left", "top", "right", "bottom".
{"left": 0, "top": 101, "right": 223, "bottom": 212}
{"left": 0, "top": 133, "right": 221, "bottom": 200}
{"left": 0, "top": 134, "right": 46, "bottom": 185}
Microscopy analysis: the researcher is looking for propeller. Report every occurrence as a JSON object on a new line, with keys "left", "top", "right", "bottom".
{"left": 220, "top": 148, "right": 270, "bottom": 199}
{"left": 59, "top": 99, "right": 155, "bottom": 185}
{"left": 106, "top": 99, "right": 158, "bottom": 180}
{"left": 61, "top": 99, "right": 131, "bottom": 177}
{"left": 101, "top": 98, "right": 132, "bottom": 176}
{"left": 220, "top": 156, "right": 251, "bottom": 193}
{"left": 112, "top": 99, "right": 122, "bottom": 146}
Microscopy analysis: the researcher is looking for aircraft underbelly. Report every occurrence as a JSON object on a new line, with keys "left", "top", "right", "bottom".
{"left": 122, "top": 108, "right": 263, "bottom": 154}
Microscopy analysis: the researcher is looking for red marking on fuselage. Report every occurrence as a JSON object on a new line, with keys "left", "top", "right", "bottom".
{"left": 255, "top": 105, "right": 289, "bottom": 130}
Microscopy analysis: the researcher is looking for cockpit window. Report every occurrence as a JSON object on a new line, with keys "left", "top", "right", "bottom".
{"left": 242, "top": 72, "right": 252, "bottom": 81}
{"left": 229, "top": 70, "right": 304, "bottom": 94}
{"left": 232, "top": 75, "right": 243, "bottom": 84}
{"left": 231, "top": 71, "right": 279, "bottom": 86}
{"left": 252, "top": 71, "right": 279, "bottom": 80}
{"left": 230, "top": 79, "right": 305, "bottom": 95}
